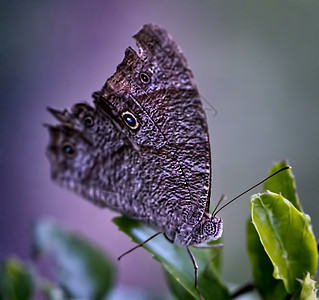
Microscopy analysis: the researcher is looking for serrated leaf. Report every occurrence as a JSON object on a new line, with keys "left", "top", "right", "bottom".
{"left": 113, "top": 216, "right": 229, "bottom": 300}
{"left": 33, "top": 219, "right": 115, "bottom": 300}
{"left": 263, "top": 161, "right": 301, "bottom": 211}
{"left": 250, "top": 192, "right": 318, "bottom": 294}
{"left": 0, "top": 258, "right": 34, "bottom": 300}
{"left": 246, "top": 220, "right": 287, "bottom": 299}
{"left": 299, "top": 272, "right": 318, "bottom": 300}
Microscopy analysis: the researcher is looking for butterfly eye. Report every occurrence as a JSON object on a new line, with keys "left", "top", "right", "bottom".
{"left": 121, "top": 111, "right": 139, "bottom": 130}
{"left": 140, "top": 72, "right": 150, "bottom": 84}
{"left": 203, "top": 221, "right": 215, "bottom": 235}
{"left": 84, "top": 116, "right": 94, "bottom": 127}
{"left": 62, "top": 142, "right": 76, "bottom": 158}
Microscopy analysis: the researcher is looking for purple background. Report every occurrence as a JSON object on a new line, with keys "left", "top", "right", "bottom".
{"left": 1, "top": 1, "right": 319, "bottom": 297}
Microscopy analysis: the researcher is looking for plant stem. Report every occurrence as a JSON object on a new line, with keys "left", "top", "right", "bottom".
{"left": 231, "top": 283, "right": 254, "bottom": 298}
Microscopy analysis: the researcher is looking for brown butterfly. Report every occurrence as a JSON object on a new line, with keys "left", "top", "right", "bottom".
{"left": 46, "top": 24, "right": 288, "bottom": 298}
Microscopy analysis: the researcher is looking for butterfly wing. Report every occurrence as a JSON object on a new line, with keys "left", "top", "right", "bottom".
{"left": 46, "top": 25, "right": 212, "bottom": 244}
{"left": 46, "top": 103, "right": 129, "bottom": 208}
{"left": 95, "top": 24, "right": 212, "bottom": 237}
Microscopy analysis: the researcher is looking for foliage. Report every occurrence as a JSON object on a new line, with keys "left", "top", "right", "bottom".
{"left": 113, "top": 217, "right": 229, "bottom": 299}
{"left": 0, "top": 258, "right": 34, "bottom": 300}
{"left": 1, "top": 220, "right": 115, "bottom": 300}
{"left": 247, "top": 162, "right": 318, "bottom": 300}
{"left": 0, "top": 162, "right": 317, "bottom": 299}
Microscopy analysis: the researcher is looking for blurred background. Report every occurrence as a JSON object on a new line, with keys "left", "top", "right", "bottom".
{"left": 1, "top": 0, "right": 318, "bottom": 297}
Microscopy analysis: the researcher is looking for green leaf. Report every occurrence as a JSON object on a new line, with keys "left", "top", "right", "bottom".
{"left": 0, "top": 258, "right": 34, "bottom": 300}
{"left": 250, "top": 192, "right": 318, "bottom": 294}
{"left": 299, "top": 272, "right": 318, "bottom": 300}
{"left": 246, "top": 220, "right": 287, "bottom": 299}
{"left": 33, "top": 219, "right": 115, "bottom": 300}
{"left": 263, "top": 161, "right": 302, "bottom": 211}
{"left": 165, "top": 270, "right": 194, "bottom": 299}
{"left": 113, "top": 216, "right": 229, "bottom": 300}
{"left": 247, "top": 161, "right": 306, "bottom": 299}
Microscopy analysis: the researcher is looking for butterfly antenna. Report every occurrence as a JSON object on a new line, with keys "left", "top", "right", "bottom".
{"left": 213, "top": 166, "right": 291, "bottom": 216}
{"left": 117, "top": 231, "right": 162, "bottom": 260}
{"left": 211, "top": 194, "right": 227, "bottom": 216}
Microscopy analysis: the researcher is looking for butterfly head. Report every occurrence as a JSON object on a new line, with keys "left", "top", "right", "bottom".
{"left": 175, "top": 212, "right": 223, "bottom": 246}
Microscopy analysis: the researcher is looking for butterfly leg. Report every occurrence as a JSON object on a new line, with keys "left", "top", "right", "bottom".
{"left": 117, "top": 231, "right": 162, "bottom": 260}
{"left": 192, "top": 243, "right": 223, "bottom": 249}
{"left": 193, "top": 242, "right": 223, "bottom": 273}
{"left": 186, "top": 246, "right": 205, "bottom": 300}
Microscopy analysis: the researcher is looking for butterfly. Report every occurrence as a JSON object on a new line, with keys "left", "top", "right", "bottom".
{"left": 47, "top": 24, "right": 223, "bottom": 248}
{"left": 47, "top": 24, "right": 288, "bottom": 299}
